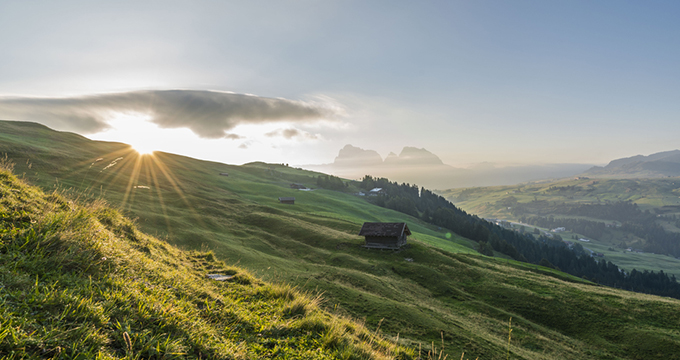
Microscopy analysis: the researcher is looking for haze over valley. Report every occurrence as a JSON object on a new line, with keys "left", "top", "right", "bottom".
{"left": 304, "top": 144, "right": 595, "bottom": 189}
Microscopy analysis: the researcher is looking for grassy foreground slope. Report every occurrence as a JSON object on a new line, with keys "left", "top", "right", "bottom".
{"left": 4, "top": 120, "right": 680, "bottom": 359}
{"left": 0, "top": 162, "right": 412, "bottom": 359}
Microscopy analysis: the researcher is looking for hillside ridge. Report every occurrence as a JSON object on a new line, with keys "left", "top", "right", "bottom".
{"left": 585, "top": 149, "right": 680, "bottom": 177}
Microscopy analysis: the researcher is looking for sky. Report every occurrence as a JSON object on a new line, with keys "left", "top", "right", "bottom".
{"left": 1, "top": 0, "right": 679, "bottom": 167}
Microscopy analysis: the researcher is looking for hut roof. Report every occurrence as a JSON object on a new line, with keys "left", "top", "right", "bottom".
{"left": 278, "top": 197, "right": 296, "bottom": 201}
{"left": 358, "top": 222, "right": 411, "bottom": 237}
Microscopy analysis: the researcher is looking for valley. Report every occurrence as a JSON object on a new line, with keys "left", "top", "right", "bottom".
{"left": 440, "top": 177, "right": 680, "bottom": 279}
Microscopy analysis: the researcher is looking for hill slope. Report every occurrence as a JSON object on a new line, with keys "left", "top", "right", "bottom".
{"left": 0, "top": 161, "right": 411, "bottom": 359}
{"left": 4, "top": 120, "right": 680, "bottom": 359}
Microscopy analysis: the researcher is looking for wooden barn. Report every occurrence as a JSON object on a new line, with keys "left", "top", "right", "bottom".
{"left": 278, "top": 197, "right": 295, "bottom": 204}
{"left": 358, "top": 222, "right": 411, "bottom": 249}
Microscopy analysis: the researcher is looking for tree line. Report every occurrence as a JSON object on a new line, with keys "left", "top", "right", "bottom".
{"left": 360, "top": 175, "right": 680, "bottom": 299}
{"left": 316, "top": 175, "right": 348, "bottom": 191}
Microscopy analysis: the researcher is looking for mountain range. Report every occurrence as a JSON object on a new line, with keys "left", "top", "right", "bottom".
{"left": 304, "top": 144, "right": 593, "bottom": 189}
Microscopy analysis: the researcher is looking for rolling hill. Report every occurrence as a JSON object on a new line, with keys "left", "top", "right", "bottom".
{"left": 584, "top": 150, "right": 680, "bottom": 178}
{"left": 439, "top": 176, "right": 680, "bottom": 278}
{"left": 4, "top": 120, "right": 680, "bottom": 359}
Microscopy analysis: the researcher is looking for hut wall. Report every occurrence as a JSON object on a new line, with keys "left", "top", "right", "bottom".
{"left": 364, "top": 236, "right": 400, "bottom": 249}
{"left": 397, "top": 234, "right": 407, "bottom": 247}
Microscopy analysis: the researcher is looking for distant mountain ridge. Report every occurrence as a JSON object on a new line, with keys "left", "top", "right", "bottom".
{"left": 334, "top": 144, "right": 446, "bottom": 167}
{"left": 386, "top": 146, "right": 444, "bottom": 166}
{"left": 584, "top": 150, "right": 680, "bottom": 178}
{"left": 304, "top": 144, "right": 593, "bottom": 189}
{"left": 333, "top": 144, "right": 383, "bottom": 167}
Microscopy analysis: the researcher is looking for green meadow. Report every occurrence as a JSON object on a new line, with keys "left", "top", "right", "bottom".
{"left": 440, "top": 177, "right": 680, "bottom": 279}
{"left": 4, "top": 120, "right": 680, "bottom": 359}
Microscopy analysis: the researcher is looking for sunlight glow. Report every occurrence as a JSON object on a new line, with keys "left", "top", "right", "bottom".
{"left": 76, "top": 146, "right": 205, "bottom": 237}
{"left": 99, "top": 112, "right": 159, "bottom": 156}
{"left": 131, "top": 144, "right": 156, "bottom": 156}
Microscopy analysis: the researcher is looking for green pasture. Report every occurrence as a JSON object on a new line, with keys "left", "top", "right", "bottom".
{"left": 4, "top": 120, "right": 680, "bottom": 359}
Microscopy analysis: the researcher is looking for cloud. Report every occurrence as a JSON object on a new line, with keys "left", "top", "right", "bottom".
{"left": 238, "top": 141, "right": 254, "bottom": 149}
{"left": 0, "top": 90, "right": 339, "bottom": 138}
{"left": 265, "top": 127, "right": 319, "bottom": 140}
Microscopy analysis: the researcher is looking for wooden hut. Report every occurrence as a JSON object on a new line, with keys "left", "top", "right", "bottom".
{"left": 278, "top": 197, "right": 295, "bottom": 204}
{"left": 358, "top": 222, "right": 411, "bottom": 249}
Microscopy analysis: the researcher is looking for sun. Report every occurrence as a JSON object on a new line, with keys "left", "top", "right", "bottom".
{"left": 130, "top": 142, "right": 156, "bottom": 156}
{"left": 101, "top": 112, "right": 158, "bottom": 155}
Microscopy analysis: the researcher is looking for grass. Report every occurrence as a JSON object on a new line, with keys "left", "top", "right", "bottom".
{"left": 0, "top": 163, "right": 414, "bottom": 359}
{"left": 4, "top": 120, "right": 680, "bottom": 358}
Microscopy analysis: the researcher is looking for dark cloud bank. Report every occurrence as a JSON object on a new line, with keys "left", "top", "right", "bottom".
{"left": 0, "top": 90, "right": 336, "bottom": 138}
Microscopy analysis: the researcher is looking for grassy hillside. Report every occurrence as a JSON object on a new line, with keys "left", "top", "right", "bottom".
{"left": 440, "top": 177, "right": 680, "bottom": 217}
{"left": 5, "top": 120, "right": 680, "bottom": 359}
{"left": 0, "top": 161, "right": 412, "bottom": 359}
{"left": 439, "top": 177, "right": 680, "bottom": 278}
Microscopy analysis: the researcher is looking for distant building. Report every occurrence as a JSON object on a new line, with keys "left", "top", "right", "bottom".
{"left": 290, "top": 183, "right": 307, "bottom": 190}
{"left": 551, "top": 227, "right": 566, "bottom": 233}
{"left": 219, "top": 173, "right": 229, "bottom": 176}
{"left": 358, "top": 222, "right": 411, "bottom": 249}
{"left": 368, "top": 188, "right": 385, "bottom": 196}
{"left": 278, "top": 197, "right": 295, "bottom": 205}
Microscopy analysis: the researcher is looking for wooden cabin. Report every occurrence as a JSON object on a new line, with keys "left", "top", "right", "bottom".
{"left": 358, "top": 222, "right": 411, "bottom": 249}
{"left": 278, "top": 197, "right": 295, "bottom": 204}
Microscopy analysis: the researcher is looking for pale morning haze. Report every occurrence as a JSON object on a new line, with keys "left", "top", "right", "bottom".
{"left": 1, "top": 1, "right": 679, "bottom": 168}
